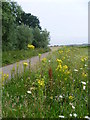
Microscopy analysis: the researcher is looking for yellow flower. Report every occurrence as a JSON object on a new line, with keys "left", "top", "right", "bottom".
{"left": 38, "top": 79, "right": 45, "bottom": 87}
{"left": 28, "top": 44, "right": 35, "bottom": 49}
{"left": 6, "top": 74, "right": 9, "bottom": 78}
{"left": 82, "top": 72, "right": 87, "bottom": 77}
{"left": 50, "top": 96, "right": 53, "bottom": 99}
{"left": 59, "top": 50, "right": 63, "bottom": 54}
{"left": 38, "top": 54, "right": 41, "bottom": 57}
{"left": 63, "top": 65, "right": 68, "bottom": 70}
{"left": 23, "top": 62, "right": 28, "bottom": 66}
{"left": 81, "top": 56, "right": 88, "bottom": 62}
{"left": 65, "top": 78, "right": 67, "bottom": 80}
{"left": 42, "top": 58, "right": 47, "bottom": 63}
{"left": 56, "top": 59, "right": 62, "bottom": 64}
{"left": 69, "top": 96, "right": 73, "bottom": 100}
{"left": 66, "top": 71, "right": 70, "bottom": 75}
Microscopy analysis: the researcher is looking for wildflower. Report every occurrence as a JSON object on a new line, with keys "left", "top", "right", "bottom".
{"left": 72, "top": 105, "right": 75, "bottom": 109}
{"left": 49, "top": 60, "right": 51, "bottom": 63}
{"left": 59, "top": 115, "right": 65, "bottom": 118}
{"left": 42, "top": 58, "right": 47, "bottom": 63}
{"left": 50, "top": 96, "right": 53, "bottom": 99}
{"left": 70, "top": 114, "right": 72, "bottom": 117}
{"left": 38, "top": 79, "right": 45, "bottom": 87}
{"left": 83, "top": 86, "right": 86, "bottom": 90}
{"left": 59, "top": 95, "right": 63, "bottom": 98}
{"left": 28, "top": 44, "right": 35, "bottom": 49}
{"left": 69, "top": 103, "right": 73, "bottom": 106}
{"left": 81, "top": 56, "right": 88, "bottom": 62}
{"left": 69, "top": 96, "right": 73, "bottom": 100}
{"left": 27, "top": 91, "right": 32, "bottom": 94}
{"left": 66, "top": 71, "right": 70, "bottom": 75}
{"left": 74, "top": 69, "right": 78, "bottom": 72}
{"left": 38, "top": 54, "right": 41, "bottom": 57}
{"left": 73, "top": 113, "right": 77, "bottom": 117}
{"left": 82, "top": 72, "right": 87, "bottom": 77}
{"left": 59, "top": 50, "right": 63, "bottom": 54}
{"left": 81, "top": 81, "right": 86, "bottom": 85}
{"left": 56, "top": 59, "right": 62, "bottom": 64}
{"left": 85, "top": 64, "right": 87, "bottom": 67}
{"left": 85, "top": 116, "right": 90, "bottom": 119}
{"left": 23, "top": 62, "right": 28, "bottom": 66}
{"left": 63, "top": 65, "right": 68, "bottom": 70}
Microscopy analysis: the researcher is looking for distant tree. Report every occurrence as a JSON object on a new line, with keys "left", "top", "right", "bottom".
{"left": 17, "top": 12, "right": 41, "bottom": 29}
{"left": 32, "top": 27, "right": 50, "bottom": 48}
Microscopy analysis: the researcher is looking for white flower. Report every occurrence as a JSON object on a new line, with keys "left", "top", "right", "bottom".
{"left": 83, "top": 86, "right": 86, "bottom": 90}
{"left": 69, "top": 103, "right": 73, "bottom": 106}
{"left": 72, "top": 105, "right": 75, "bottom": 109}
{"left": 85, "top": 64, "right": 87, "bottom": 67}
{"left": 70, "top": 114, "right": 72, "bottom": 117}
{"left": 80, "top": 68, "right": 83, "bottom": 70}
{"left": 81, "top": 81, "right": 86, "bottom": 85}
{"left": 59, "top": 95, "right": 63, "bottom": 98}
{"left": 74, "top": 69, "right": 78, "bottom": 72}
{"left": 85, "top": 116, "right": 90, "bottom": 120}
{"left": 49, "top": 60, "right": 51, "bottom": 63}
{"left": 59, "top": 115, "right": 65, "bottom": 118}
{"left": 27, "top": 91, "right": 32, "bottom": 94}
{"left": 73, "top": 113, "right": 77, "bottom": 117}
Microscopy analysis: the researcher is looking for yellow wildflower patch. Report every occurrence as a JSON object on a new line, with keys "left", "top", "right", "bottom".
{"left": 38, "top": 79, "right": 45, "bottom": 87}
{"left": 69, "top": 96, "right": 73, "bottom": 100}
{"left": 42, "top": 58, "right": 47, "bottom": 63}
{"left": 23, "top": 62, "right": 28, "bottom": 66}
{"left": 59, "top": 50, "right": 63, "bottom": 54}
{"left": 82, "top": 72, "right": 87, "bottom": 77}
{"left": 56, "top": 59, "right": 62, "bottom": 64}
{"left": 28, "top": 44, "right": 35, "bottom": 49}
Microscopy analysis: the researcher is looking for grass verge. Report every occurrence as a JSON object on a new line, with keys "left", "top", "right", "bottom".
{"left": 2, "top": 46, "right": 89, "bottom": 118}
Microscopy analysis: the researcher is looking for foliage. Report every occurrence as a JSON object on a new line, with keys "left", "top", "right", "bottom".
{"left": 17, "top": 12, "right": 41, "bottom": 29}
{"left": 2, "top": 46, "right": 89, "bottom": 118}
{"left": 32, "top": 27, "right": 50, "bottom": 48}
{"left": 2, "top": 1, "right": 50, "bottom": 51}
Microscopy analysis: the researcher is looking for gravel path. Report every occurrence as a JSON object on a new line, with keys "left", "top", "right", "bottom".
{"left": 0, "top": 52, "right": 50, "bottom": 79}
{"left": 0, "top": 47, "right": 60, "bottom": 79}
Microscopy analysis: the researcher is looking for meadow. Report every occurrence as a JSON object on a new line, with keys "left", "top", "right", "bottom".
{"left": 2, "top": 46, "right": 89, "bottom": 118}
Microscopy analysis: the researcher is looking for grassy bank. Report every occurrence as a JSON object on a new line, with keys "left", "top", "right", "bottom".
{"left": 2, "top": 47, "right": 50, "bottom": 67}
{"left": 2, "top": 46, "right": 89, "bottom": 118}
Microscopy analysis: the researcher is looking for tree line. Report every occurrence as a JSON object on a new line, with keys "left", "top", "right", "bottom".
{"left": 2, "top": 0, "right": 50, "bottom": 51}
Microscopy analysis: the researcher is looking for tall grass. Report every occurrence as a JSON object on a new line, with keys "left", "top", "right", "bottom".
{"left": 2, "top": 46, "right": 89, "bottom": 118}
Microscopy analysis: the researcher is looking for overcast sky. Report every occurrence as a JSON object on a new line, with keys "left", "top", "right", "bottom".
{"left": 13, "top": 0, "right": 89, "bottom": 45}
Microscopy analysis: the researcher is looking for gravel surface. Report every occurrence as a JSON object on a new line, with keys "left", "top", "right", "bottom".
{"left": 0, "top": 52, "right": 50, "bottom": 79}
{"left": 0, "top": 47, "right": 60, "bottom": 79}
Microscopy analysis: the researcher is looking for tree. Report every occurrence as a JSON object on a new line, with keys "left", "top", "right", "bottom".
{"left": 32, "top": 27, "right": 50, "bottom": 48}
{"left": 17, "top": 12, "right": 41, "bottom": 29}
{"left": 16, "top": 24, "right": 33, "bottom": 50}
{"left": 2, "top": 1, "right": 23, "bottom": 51}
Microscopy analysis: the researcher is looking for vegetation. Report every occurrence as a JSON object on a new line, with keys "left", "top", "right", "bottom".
{"left": 2, "top": 1, "right": 50, "bottom": 51}
{"left": 2, "top": 46, "right": 89, "bottom": 118}
{"left": 2, "top": 47, "right": 50, "bottom": 66}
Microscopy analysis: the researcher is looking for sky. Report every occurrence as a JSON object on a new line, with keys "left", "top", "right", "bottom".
{"left": 13, "top": 0, "right": 89, "bottom": 45}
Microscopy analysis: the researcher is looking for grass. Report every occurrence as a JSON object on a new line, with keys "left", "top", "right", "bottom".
{"left": 2, "top": 46, "right": 89, "bottom": 118}
{"left": 2, "top": 47, "right": 50, "bottom": 67}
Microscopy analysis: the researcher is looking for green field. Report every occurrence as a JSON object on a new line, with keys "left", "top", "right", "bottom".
{"left": 2, "top": 46, "right": 89, "bottom": 118}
